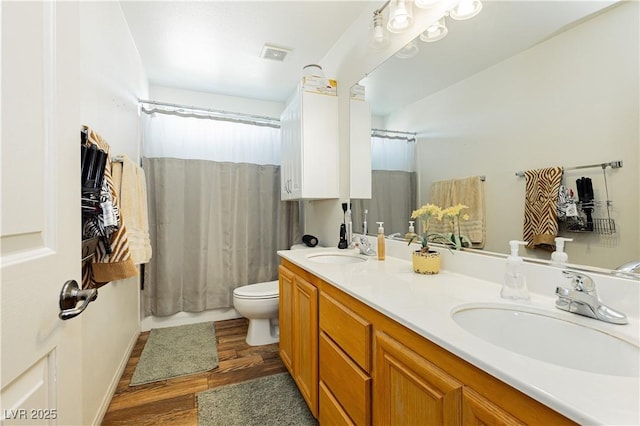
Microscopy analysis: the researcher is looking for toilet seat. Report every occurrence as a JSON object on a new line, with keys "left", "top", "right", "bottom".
{"left": 233, "top": 280, "right": 278, "bottom": 300}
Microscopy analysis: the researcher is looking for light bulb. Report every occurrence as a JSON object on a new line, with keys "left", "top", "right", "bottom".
{"left": 419, "top": 17, "right": 448, "bottom": 42}
{"left": 370, "top": 13, "right": 389, "bottom": 49}
{"left": 387, "top": 0, "right": 414, "bottom": 33}
{"left": 449, "top": 0, "right": 482, "bottom": 20}
{"left": 415, "top": 0, "right": 441, "bottom": 8}
{"left": 395, "top": 39, "right": 419, "bottom": 59}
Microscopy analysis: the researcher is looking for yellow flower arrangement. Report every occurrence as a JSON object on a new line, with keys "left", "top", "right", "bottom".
{"left": 410, "top": 203, "right": 471, "bottom": 252}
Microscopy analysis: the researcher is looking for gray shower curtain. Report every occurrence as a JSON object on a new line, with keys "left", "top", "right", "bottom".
{"left": 142, "top": 157, "right": 299, "bottom": 316}
{"left": 352, "top": 170, "right": 417, "bottom": 236}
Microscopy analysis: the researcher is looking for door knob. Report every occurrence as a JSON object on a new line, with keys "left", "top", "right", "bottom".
{"left": 59, "top": 280, "right": 97, "bottom": 320}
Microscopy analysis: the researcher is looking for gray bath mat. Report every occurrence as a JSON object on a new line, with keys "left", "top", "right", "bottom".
{"left": 130, "top": 322, "right": 218, "bottom": 386}
{"left": 197, "top": 373, "right": 317, "bottom": 426}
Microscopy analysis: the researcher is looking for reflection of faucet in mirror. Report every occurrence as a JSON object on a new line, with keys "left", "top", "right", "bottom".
{"left": 353, "top": 1, "right": 638, "bottom": 270}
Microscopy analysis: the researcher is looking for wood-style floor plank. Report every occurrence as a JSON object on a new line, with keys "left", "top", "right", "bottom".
{"left": 102, "top": 318, "right": 284, "bottom": 425}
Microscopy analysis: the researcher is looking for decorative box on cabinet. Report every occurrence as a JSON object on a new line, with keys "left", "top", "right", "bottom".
{"left": 280, "top": 83, "right": 339, "bottom": 200}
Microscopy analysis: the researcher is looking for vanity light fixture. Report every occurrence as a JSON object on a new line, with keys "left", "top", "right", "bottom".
{"left": 414, "top": 0, "right": 441, "bottom": 8}
{"left": 370, "top": 11, "right": 390, "bottom": 49}
{"left": 387, "top": 0, "right": 414, "bottom": 33}
{"left": 449, "top": 0, "right": 483, "bottom": 20}
{"left": 420, "top": 16, "right": 448, "bottom": 42}
{"left": 395, "top": 38, "right": 419, "bottom": 59}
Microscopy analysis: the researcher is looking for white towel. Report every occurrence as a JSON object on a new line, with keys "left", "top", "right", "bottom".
{"left": 112, "top": 155, "right": 152, "bottom": 264}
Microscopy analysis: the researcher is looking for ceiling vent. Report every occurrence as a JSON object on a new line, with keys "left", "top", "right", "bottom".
{"left": 260, "top": 44, "right": 291, "bottom": 62}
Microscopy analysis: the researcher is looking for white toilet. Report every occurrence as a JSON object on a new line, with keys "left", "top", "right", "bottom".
{"left": 232, "top": 244, "right": 308, "bottom": 346}
{"left": 233, "top": 280, "right": 280, "bottom": 346}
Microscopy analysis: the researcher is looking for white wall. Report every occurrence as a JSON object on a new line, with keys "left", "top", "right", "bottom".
{"left": 78, "top": 2, "right": 148, "bottom": 424}
{"left": 149, "top": 85, "right": 284, "bottom": 118}
{"left": 385, "top": 3, "right": 639, "bottom": 269}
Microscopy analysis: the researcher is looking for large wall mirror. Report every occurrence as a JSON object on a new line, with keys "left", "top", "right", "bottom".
{"left": 351, "top": 0, "right": 639, "bottom": 270}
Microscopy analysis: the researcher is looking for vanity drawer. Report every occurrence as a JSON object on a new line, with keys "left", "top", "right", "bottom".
{"left": 319, "top": 292, "right": 372, "bottom": 372}
{"left": 319, "top": 381, "right": 355, "bottom": 426}
{"left": 320, "top": 332, "right": 371, "bottom": 426}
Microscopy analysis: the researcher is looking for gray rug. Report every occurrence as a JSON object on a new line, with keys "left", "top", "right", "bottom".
{"left": 130, "top": 322, "right": 218, "bottom": 386}
{"left": 197, "top": 373, "right": 317, "bottom": 426}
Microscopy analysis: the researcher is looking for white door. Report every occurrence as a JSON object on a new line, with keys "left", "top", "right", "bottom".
{"left": 1, "top": 2, "right": 83, "bottom": 425}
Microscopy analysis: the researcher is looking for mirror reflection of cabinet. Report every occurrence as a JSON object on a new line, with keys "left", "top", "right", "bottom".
{"left": 349, "top": 87, "right": 372, "bottom": 199}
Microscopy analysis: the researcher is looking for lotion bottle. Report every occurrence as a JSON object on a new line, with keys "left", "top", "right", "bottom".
{"left": 377, "top": 222, "right": 385, "bottom": 260}
{"left": 500, "top": 240, "right": 530, "bottom": 301}
{"left": 551, "top": 237, "right": 573, "bottom": 266}
{"left": 405, "top": 221, "right": 418, "bottom": 241}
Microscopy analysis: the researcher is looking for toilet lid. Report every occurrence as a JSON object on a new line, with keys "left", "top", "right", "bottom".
{"left": 233, "top": 280, "right": 279, "bottom": 299}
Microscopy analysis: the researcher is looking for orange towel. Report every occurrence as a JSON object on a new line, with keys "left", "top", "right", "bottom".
{"left": 523, "top": 167, "right": 563, "bottom": 251}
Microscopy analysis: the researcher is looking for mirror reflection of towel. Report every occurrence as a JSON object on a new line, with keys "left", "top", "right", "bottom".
{"left": 429, "top": 176, "right": 485, "bottom": 248}
{"left": 523, "top": 166, "right": 563, "bottom": 251}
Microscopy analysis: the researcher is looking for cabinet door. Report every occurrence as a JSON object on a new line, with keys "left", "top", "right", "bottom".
{"left": 462, "top": 387, "right": 526, "bottom": 426}
{"left": 374, "top": 331, "right": 463, "bottom": 426}
{"left": 300, "top": 91, "right": 338, "bottom": 199}
{"left": 278, "top": 265, "right": 294, "bottom": 372}
{"left": 294, "top": 275, "right": 319, "bottom": 417}
{"left": 279, "top": 100, "right": 297, "bottom": 200}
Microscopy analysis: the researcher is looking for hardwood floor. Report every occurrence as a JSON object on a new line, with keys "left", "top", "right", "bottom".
{"left": 102, "top": 318, "right": 287, "bottom": 425}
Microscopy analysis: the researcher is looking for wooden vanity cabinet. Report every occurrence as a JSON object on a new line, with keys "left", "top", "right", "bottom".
{"left": 319, "top": 292, "right": 372, "bottom": 425}
{"left": 278, "top": 260, "right": 575, "bottom": 426}
{"left": 278, "top": 262, "right": 318, "bottom": 417}
{"left": 374, "top": 330, "right": 463, "bottom": 425}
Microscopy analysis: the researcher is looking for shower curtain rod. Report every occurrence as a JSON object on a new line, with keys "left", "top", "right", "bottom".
{"left": 371, "top": 128, "right": 417, "bottom": 142}
{"left": 138, "top": 99, "right": 281, "bottom": 129}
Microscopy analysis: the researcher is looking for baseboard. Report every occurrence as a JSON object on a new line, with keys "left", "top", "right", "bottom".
{"left": 141, "top": 308, "right": 243, "bottom": 331}
{"left": 91, "top": 328, "right": 140, "bottom": 425}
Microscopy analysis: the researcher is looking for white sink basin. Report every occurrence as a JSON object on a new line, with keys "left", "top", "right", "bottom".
{"left": 306, "top": 252, "right": 368, "bottom": 264}
{"left": 452, "top": 304, "right": 639, "bottom": 377}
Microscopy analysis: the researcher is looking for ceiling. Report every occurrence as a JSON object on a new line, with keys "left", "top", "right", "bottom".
{"left": 120, "top": 1, "right": 617, "bottom": 114}
{"left": 120, "top": 1, "right": 372, "bottom": 103}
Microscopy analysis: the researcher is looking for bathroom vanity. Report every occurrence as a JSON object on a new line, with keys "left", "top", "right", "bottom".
{"left": 277, "top": 243, "right": 639, "bottom": 425}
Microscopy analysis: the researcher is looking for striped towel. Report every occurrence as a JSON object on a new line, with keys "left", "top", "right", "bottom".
{"left": 82, "top": 126, "right": 138, "bottom": 288}
{"left": 523, "top": 167, "right": 563, "bottom": 251}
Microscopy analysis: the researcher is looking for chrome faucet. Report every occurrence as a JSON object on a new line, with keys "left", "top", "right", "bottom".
{"left": 615, "top": 261, "right": 640, "bottom": 279}
{"left": 555, "top": 270, "right": 628, "bottom": 325}
{"left": 352, "top": 235, "right": 376, "bottom": 256}
{"left": 616, "top": 261, "right": 640, "bottom": 273}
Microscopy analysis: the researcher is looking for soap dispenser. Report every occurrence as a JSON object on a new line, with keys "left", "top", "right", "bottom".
{"left": 377, "top": 222, "right": 385, "bottom": 260}
{"left": 500, "top": 240, "right": 530, "bottom": 301}
{"left": 405, "top": 221, "right": 418, "bottom": 241}
{"left": 551, "top": 237, "right": 573, "bottom": 266}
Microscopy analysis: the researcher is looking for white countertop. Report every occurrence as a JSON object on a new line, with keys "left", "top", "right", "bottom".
{"left": 278, "top": 246, "right": 640, "bottom": 425}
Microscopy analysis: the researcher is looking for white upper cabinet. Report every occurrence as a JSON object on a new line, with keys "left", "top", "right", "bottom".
{"left": 349, "top": 96, "right": 372, "bottom": 199}
{"left": 280, "top": 84, "right": 339, "bottom": 200}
